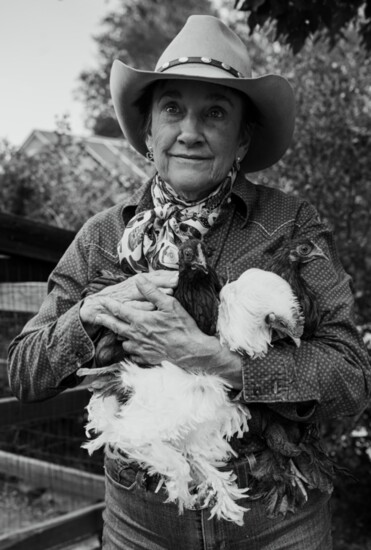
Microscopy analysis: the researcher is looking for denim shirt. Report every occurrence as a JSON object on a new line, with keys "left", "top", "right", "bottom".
{"left": 8, "top": 172, "right": 371, "bottom": 424}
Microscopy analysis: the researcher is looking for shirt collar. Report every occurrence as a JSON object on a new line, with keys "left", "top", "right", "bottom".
{"left": 230, "top": 171, "right": 259, "bottom": 224}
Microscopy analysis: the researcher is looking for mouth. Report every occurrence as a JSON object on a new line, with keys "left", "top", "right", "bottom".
{"left": 171, "top": 154, "right": 211, "bottom": 162}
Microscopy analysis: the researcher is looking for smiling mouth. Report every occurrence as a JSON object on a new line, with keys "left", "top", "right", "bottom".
{"left": 171, "top": 155, "right": 211, "bottom": 161}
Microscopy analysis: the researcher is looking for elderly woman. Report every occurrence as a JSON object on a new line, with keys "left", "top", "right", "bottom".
{"left": 8, "top": 15, "right": 371, "bottom": 550}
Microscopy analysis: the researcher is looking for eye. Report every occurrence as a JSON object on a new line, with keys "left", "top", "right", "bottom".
{"left": 297, "top": 243, "right": 312, "bottom": 256}
{"left": 163, "top": 102, "right": 180, "bottom": 114}
{"left": 208, "top": 107, "right": 224, "bottom": 118}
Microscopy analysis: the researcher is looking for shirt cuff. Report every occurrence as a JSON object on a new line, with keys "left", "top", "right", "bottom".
{"left": 241, "top": 343, "right": 301, "bottom": 403}
{"left": 47, "top": 302, "right": 95, "bottom": 385}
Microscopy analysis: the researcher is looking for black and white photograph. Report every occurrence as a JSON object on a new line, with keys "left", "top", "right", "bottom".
{"left": 1, "top": 1, "right": 371, "bottom": 548}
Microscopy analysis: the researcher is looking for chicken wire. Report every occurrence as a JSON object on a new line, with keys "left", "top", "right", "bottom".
{"left": 0, "top": 282, "right": 104, "bottom": 539}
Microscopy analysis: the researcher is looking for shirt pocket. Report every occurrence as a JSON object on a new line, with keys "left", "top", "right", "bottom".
{"left": 86, "top": 243, "right": 123, "bottom": 282}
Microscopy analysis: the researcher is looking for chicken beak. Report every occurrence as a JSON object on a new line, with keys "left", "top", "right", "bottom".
{"left": 266, "top": 313, "right": 302, "bottom": 347}
{"left": 313, "top": 243, "right": 330, "bottom": 261}
{"left": 290, "top": 336, "right": 301, "bottom": 348}
{"left": 193, "top": 243, "right": 209, "bottom": 273}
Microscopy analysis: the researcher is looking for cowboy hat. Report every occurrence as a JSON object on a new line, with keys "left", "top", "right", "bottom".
{"left": 110, "top": 15, "right": 295, "bottom": 173}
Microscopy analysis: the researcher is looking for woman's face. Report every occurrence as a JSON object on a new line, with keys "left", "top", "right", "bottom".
{"left": 146, "top": 80, "right": 250, "bottom": 201}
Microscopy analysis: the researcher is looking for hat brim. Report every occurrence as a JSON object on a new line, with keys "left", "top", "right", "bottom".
{"left": 110, "top": 59, "right": 295, "bottom": 173}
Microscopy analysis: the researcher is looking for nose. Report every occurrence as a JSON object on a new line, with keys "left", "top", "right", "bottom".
{"left": 177, "top": 114, "right": 205, "bottom": 146}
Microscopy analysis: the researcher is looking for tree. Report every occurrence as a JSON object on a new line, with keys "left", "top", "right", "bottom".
{"left": 0, "top": 120, "right": 142, "bottom": 231}
{"left": 76, "top": 0, "right": 216, "bottom": 137}
{"left": 234, "top": 0, "right": 371, "bottom": 53}
{"left": 240, "top": 25, "right": 371, "bottom": 324}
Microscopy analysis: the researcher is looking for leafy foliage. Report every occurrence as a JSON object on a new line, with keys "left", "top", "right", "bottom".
{"left": 0, "top": 120, "right": 142, "bottom": 231}
{"left": 233, "top": 24, "right": 371, "bottom": 324}
{"left": 76, "top": 0, "right": 216, "bottom": 137}
{"left": 229, "top": 26, "right": 371, "bottom": 544}
{"left": 234, "top": 0, "right": 371, "bottom": 53}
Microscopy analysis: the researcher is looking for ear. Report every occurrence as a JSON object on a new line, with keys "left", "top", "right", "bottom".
{"left": 237, "top": 141, "right": 250, "bottom": 164}
{"left": 237, "top": 126, "right": 252, "bottom": 162}
{"left": 145, "top": 134, "right": 153, "bottom": 149}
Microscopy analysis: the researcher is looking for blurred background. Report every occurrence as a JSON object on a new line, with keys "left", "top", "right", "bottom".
{"left": 1, "top": 0, "right": 371, "bottom": 548}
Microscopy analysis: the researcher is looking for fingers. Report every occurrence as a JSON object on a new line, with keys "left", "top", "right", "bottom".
{"left": 95, "top": 311, "right": 131, "bottom": 336}
{"left": 135, "top": 275, "right": 175, "bottom": 310}
{"left": 97, "top": 270, "right": 178, "bottom": 303}
{"left": 147, "top": 270, "right": 179, "bottom": 289}
{"left": 94, "top": 297, "right": 154, "bottom": 338}
{"left": 125, "top": 300, "right": 155, "bottom": 311}
{"left": 122, "top": 340, "right": 161, "bottom": 367}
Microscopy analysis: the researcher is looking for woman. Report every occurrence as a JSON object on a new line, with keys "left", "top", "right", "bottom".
{"left": 8, "top": 15, "right": 371, "bottom": 550}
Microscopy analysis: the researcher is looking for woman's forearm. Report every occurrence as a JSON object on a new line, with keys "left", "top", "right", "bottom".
{"left": 176, "top": 334, "right": 243, "bottom": 390}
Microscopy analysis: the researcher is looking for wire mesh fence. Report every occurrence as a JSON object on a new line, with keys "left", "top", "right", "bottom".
{"left": 0, "top": 219, "right": 103, "bottom": 545}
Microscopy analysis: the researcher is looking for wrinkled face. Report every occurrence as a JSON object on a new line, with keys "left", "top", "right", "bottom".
{"left": 146, "top": 80, "right": 250, "bottom": 201}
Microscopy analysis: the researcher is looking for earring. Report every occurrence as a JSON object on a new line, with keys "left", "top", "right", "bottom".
{"left": 146, "top": 146, "right": 154, "bottom": 162}
{"left": 235, "top": 156, "right": 241, "bottom": 171}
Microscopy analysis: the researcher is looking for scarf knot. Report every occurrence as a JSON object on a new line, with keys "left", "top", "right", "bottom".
{"left": 118, "top": 169, "right": 237, "bottom": 273}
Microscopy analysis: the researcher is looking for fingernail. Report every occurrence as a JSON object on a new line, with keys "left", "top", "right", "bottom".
{"left": 170, "top": 273, "right": 179, "bottom": 283}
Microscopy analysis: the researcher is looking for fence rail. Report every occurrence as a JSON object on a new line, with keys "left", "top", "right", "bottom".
{"left": 0, "top": 282, "right": 47, "bottom": 313}
{"left": 0, "top": 213, "right": 75, "bottom": 264}
{"left": 0, "top": 386, "right": 90, "bottom": 427}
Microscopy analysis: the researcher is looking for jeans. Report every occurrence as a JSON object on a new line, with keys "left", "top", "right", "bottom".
{"left": 102, "top": 456, "right": 332, "bottom": 550}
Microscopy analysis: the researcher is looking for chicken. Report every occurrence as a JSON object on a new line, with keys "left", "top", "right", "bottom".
{"left": 78, "top": 239, "right": 304, "bottom": 525}
{"left": 174, "top": 239, "right": 222, "bottom": 335}
{"left": 81, "top": 270, "right": 127, "bottom": 368}
{"left": 217, "top": 268, "right": 304, "bottom": 356}
{"left": 265, "top": 236, "right": 329, "bottom": 338}
{"left": 80, "top": 359, "right": 251, "bottom": 524}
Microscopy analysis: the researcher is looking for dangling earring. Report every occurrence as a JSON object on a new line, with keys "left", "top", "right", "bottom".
{"left": 234, "top": 156, "right": 241, "bottom": 171}
{"left": 146, "top": 146, "right": 154, "bottom": 162}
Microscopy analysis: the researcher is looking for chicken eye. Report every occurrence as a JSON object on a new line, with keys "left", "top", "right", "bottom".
{"left": 297, "top": 243, "right": 312, "bottom": 256}
{"left": 184, "top": 248, "right": 194, "bottom": 261}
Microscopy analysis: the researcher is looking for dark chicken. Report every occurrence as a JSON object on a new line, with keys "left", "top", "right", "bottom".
{"left": 265, "top": 236, "right": 329, "bottom": 338}
{"left": 83, "top": 240, "right": 221, "bottom": 368}
{"left": 236, "top": 236, "right": 334, "bottom": 517}
{"left": 81, "top": 271, "right": 127, "bottom": 368}
{"left": 174, "top": 239, "right": 222, "bottom": 336}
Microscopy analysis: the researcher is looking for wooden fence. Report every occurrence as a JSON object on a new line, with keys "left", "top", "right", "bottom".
{"left": 0, "top": 212, "right": 75, "bottom": 283}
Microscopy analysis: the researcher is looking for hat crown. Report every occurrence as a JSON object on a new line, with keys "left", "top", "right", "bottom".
{"left": 155, "top": 15, "right": 252, "bottom": 78}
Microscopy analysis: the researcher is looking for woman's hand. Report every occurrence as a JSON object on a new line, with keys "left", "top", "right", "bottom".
{"left": 95, "top": 275, "right": 243, "bottom": 389}
{"left": 79, "top": 270, "right": 179, "bottom": 336}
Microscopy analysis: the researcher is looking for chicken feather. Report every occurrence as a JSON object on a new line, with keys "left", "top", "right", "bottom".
{"left": 79, "top": 240, "right": 304, "bottom": 525}
{"left": 217, "top": 268, "right": 304, "bottom": 356}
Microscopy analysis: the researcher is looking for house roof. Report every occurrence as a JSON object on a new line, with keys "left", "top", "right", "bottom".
{"left": 20, "top": 130, "right": 153, "bottom": 183}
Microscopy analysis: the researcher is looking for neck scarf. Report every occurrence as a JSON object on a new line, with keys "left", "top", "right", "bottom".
{"left": 117, "top": 168, "right": 237, "bottom": 273}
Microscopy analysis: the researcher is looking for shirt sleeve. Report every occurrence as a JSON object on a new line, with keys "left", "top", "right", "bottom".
{"left": 241, "top": 200, "right": 371, "bottom": 422}
{"left": 7, "top": 223, "right": 96, "bottom": 402}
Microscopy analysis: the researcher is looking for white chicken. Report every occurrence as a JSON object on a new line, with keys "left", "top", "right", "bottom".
{"left": 78, "top": 264, "right": 303, "bottom": 526}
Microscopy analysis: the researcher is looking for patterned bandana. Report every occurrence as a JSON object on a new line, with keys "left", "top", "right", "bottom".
{"left": 117, "top": 168, "right": 237, "bottom": 274}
